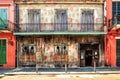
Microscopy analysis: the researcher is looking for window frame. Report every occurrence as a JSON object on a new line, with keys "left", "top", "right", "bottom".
{"left": 0, "top": 8, "right": 8, "bottom": 29}
{"left": 54, "top": 43, "right": 67, "bottom": 54}
{"left": 112, "top": 1, "right": 120, "bottom": 25}
{"left": 54, "top": 9, "right": 68, "bottom": 32}
{"left": 27, "top": 9, "right": 40, "bottom": 32}
{"left": 80, "top": 9, "right": 94, "bottom": 32}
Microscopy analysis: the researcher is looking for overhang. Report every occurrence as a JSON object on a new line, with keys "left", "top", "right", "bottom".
{"left": 14, "top": 32, "right": 107, "bottom": 36}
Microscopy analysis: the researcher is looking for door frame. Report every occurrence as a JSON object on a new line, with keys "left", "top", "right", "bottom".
{"left": 79, "top": 43, "right": 100, "bottom": 67}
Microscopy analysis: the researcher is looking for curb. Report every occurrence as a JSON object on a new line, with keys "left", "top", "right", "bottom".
{"left": 4, "top": 71, "right": 120, "bottom": 75}
{"left": 0, "top": 74, "right": 4, "bottom": 78}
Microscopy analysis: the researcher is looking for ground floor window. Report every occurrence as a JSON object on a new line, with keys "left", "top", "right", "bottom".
{"left": 0, "top": 39, "right": 6, "bottom": 64}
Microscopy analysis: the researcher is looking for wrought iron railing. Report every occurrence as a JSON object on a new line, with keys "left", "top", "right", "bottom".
{"left": 13, "top": 23, "right": 105, "bottom": 32}
{"left": 0, "top": 20, "right": 15, "bottom": 31}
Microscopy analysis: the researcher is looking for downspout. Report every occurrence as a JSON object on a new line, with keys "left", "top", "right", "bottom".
{"left": 104, "top": 35, "right": 107, "bottom": 66}
{"left": 15, "top": 2, "right": 19, "bottom": 67}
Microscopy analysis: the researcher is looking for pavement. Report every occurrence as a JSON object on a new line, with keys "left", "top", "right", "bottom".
{"left": 1, "top": 73, "right": 120, "bottom": 80}
{"left": 0, "top": 67, "right": 120, "bottom": 75}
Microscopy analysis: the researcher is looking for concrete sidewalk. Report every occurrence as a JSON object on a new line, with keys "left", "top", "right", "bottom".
{"left": 1, "top": 74, "right": 120, "bottom": 80}
{"left": 4, "top": 71, "right": 120, "bottom": 76}
{"left": 1, "top": 67, "right": 120, "bottom": 76}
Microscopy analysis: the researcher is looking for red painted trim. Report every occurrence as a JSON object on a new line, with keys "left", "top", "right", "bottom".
{"left": 0, "top": 4, "right": 11, "bottom": 6}
{"left": 0, "top": 33, "right": 16, "bottom": 68}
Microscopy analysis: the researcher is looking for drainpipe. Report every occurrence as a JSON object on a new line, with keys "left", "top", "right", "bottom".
{"left": 104, "top": 35, "right": 107, "bottom": 66}
{"left": 15, "top": 2, "right": 19, "bottom": 67}
{"left": 16, "top": 37, "right": 19, "bottom": 68}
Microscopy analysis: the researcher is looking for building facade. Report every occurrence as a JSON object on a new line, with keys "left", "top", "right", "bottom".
{"left": 14, "top": 0, "right": 106, "bottom": 68}
{"left": 0, "top": 0, "right": 16, "bottom": 68}
{"left": 105, "top": 0, "right": 120, "bottom": 67}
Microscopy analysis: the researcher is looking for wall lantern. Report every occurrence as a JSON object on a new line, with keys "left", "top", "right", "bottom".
{"left": 8, "top": 36, "right": 13, "bottom": 46}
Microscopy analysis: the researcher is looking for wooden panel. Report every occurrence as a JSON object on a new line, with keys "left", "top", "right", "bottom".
{"left": 0, "top": 8, "right": 8, "bottom": 29}
{"left": 54, "top": 54, "right": 68, "bottom": 62}
{"left": 0, "top": 40, "right": 6, "bottom": 64}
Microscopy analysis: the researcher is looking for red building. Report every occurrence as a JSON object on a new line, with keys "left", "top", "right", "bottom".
{"left": 105, "top": 0, "right": 120, "bottom": 67}
{"left": 0, "top": 0, "right": 16, "bottom": 68}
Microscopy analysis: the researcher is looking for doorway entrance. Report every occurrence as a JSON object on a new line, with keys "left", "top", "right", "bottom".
{"left": 85, "top": 50, "right": 92, "bottom": 66}
{"left": 79, "top": 43, "right": 99, "bottom": 67}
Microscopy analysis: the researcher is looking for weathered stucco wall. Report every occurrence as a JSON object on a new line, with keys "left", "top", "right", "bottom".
{"left": 18, "top": 4, "right": 103, "bottom": 31}
{"left": 18, "top": 36, "right": 100, "bottom": 67}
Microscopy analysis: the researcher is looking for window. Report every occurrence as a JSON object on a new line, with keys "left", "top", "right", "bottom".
{"left": 112, "top": 2, "right": 120, "bottom": 24}
{"left": 22, "top": 44, "right": 36, "bottom": 54}
{"left": 81, "top": 9, "right": 94, "bottom": 32}
{"left": 54, "top": 9, "right": 68, "bottom": 32}
{"left": 0, "top": 8, "right": 8, "bottom": 29}
{"left": 54, "top": 43, "right": 67, "bottom": 54}
{"left": 27, "top": 9, "right": 40, "bottom": 32}
{"left": 116, "top": 39, "right": 120, "bottom": 66}
{"left": 0, "top": 39, "right": 6, "bottom": 64}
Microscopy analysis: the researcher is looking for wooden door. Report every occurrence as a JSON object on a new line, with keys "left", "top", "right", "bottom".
{"left": 0, "top": 40, "right": 6, "bottom": 64}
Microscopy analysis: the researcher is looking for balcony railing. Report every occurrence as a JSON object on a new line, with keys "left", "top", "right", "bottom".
{"left": 0, "top": 20, "right": 15, "bottom": 31}
{"left": 12, "top": 23, "right": 105, "bottom": 32}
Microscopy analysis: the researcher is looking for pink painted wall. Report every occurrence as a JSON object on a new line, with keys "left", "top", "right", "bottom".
{"left": 106, "top": 0, "right": 112, "bottom": 28}
{"left": 0, "top": 0, "right": 15, "bottom": 23}
{"left": 0, "top": 0, "right": 16, "bottom": 68}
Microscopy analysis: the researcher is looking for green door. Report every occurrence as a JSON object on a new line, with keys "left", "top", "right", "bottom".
{"left": 0, "top": 40, "right": 6, "bottom": 64}
{"left": 0, "top": 8, "right": 8, "bottom": 29}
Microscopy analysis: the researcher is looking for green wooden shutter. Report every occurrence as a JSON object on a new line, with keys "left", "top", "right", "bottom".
{"left": 0, "top": 40, "right": 6, "bottom": 64}
{"left": 0, "top": 8, "right": 8, "bottom": 29}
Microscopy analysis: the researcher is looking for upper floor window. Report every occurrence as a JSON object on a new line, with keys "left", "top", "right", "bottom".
{"left": 0, "top": 8, "right": 8, "bottom": 29}
{"left": 81, "top": 9, "right": 94, "bottom": 32}
{"left": 112, "top": 2, "right": 120, "bottom": 24}
{"left": 54, "top": 9, "right": 68, "bottom": 32}
{"left": 27, "top": 9, "right": 40, "bottom": 32}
